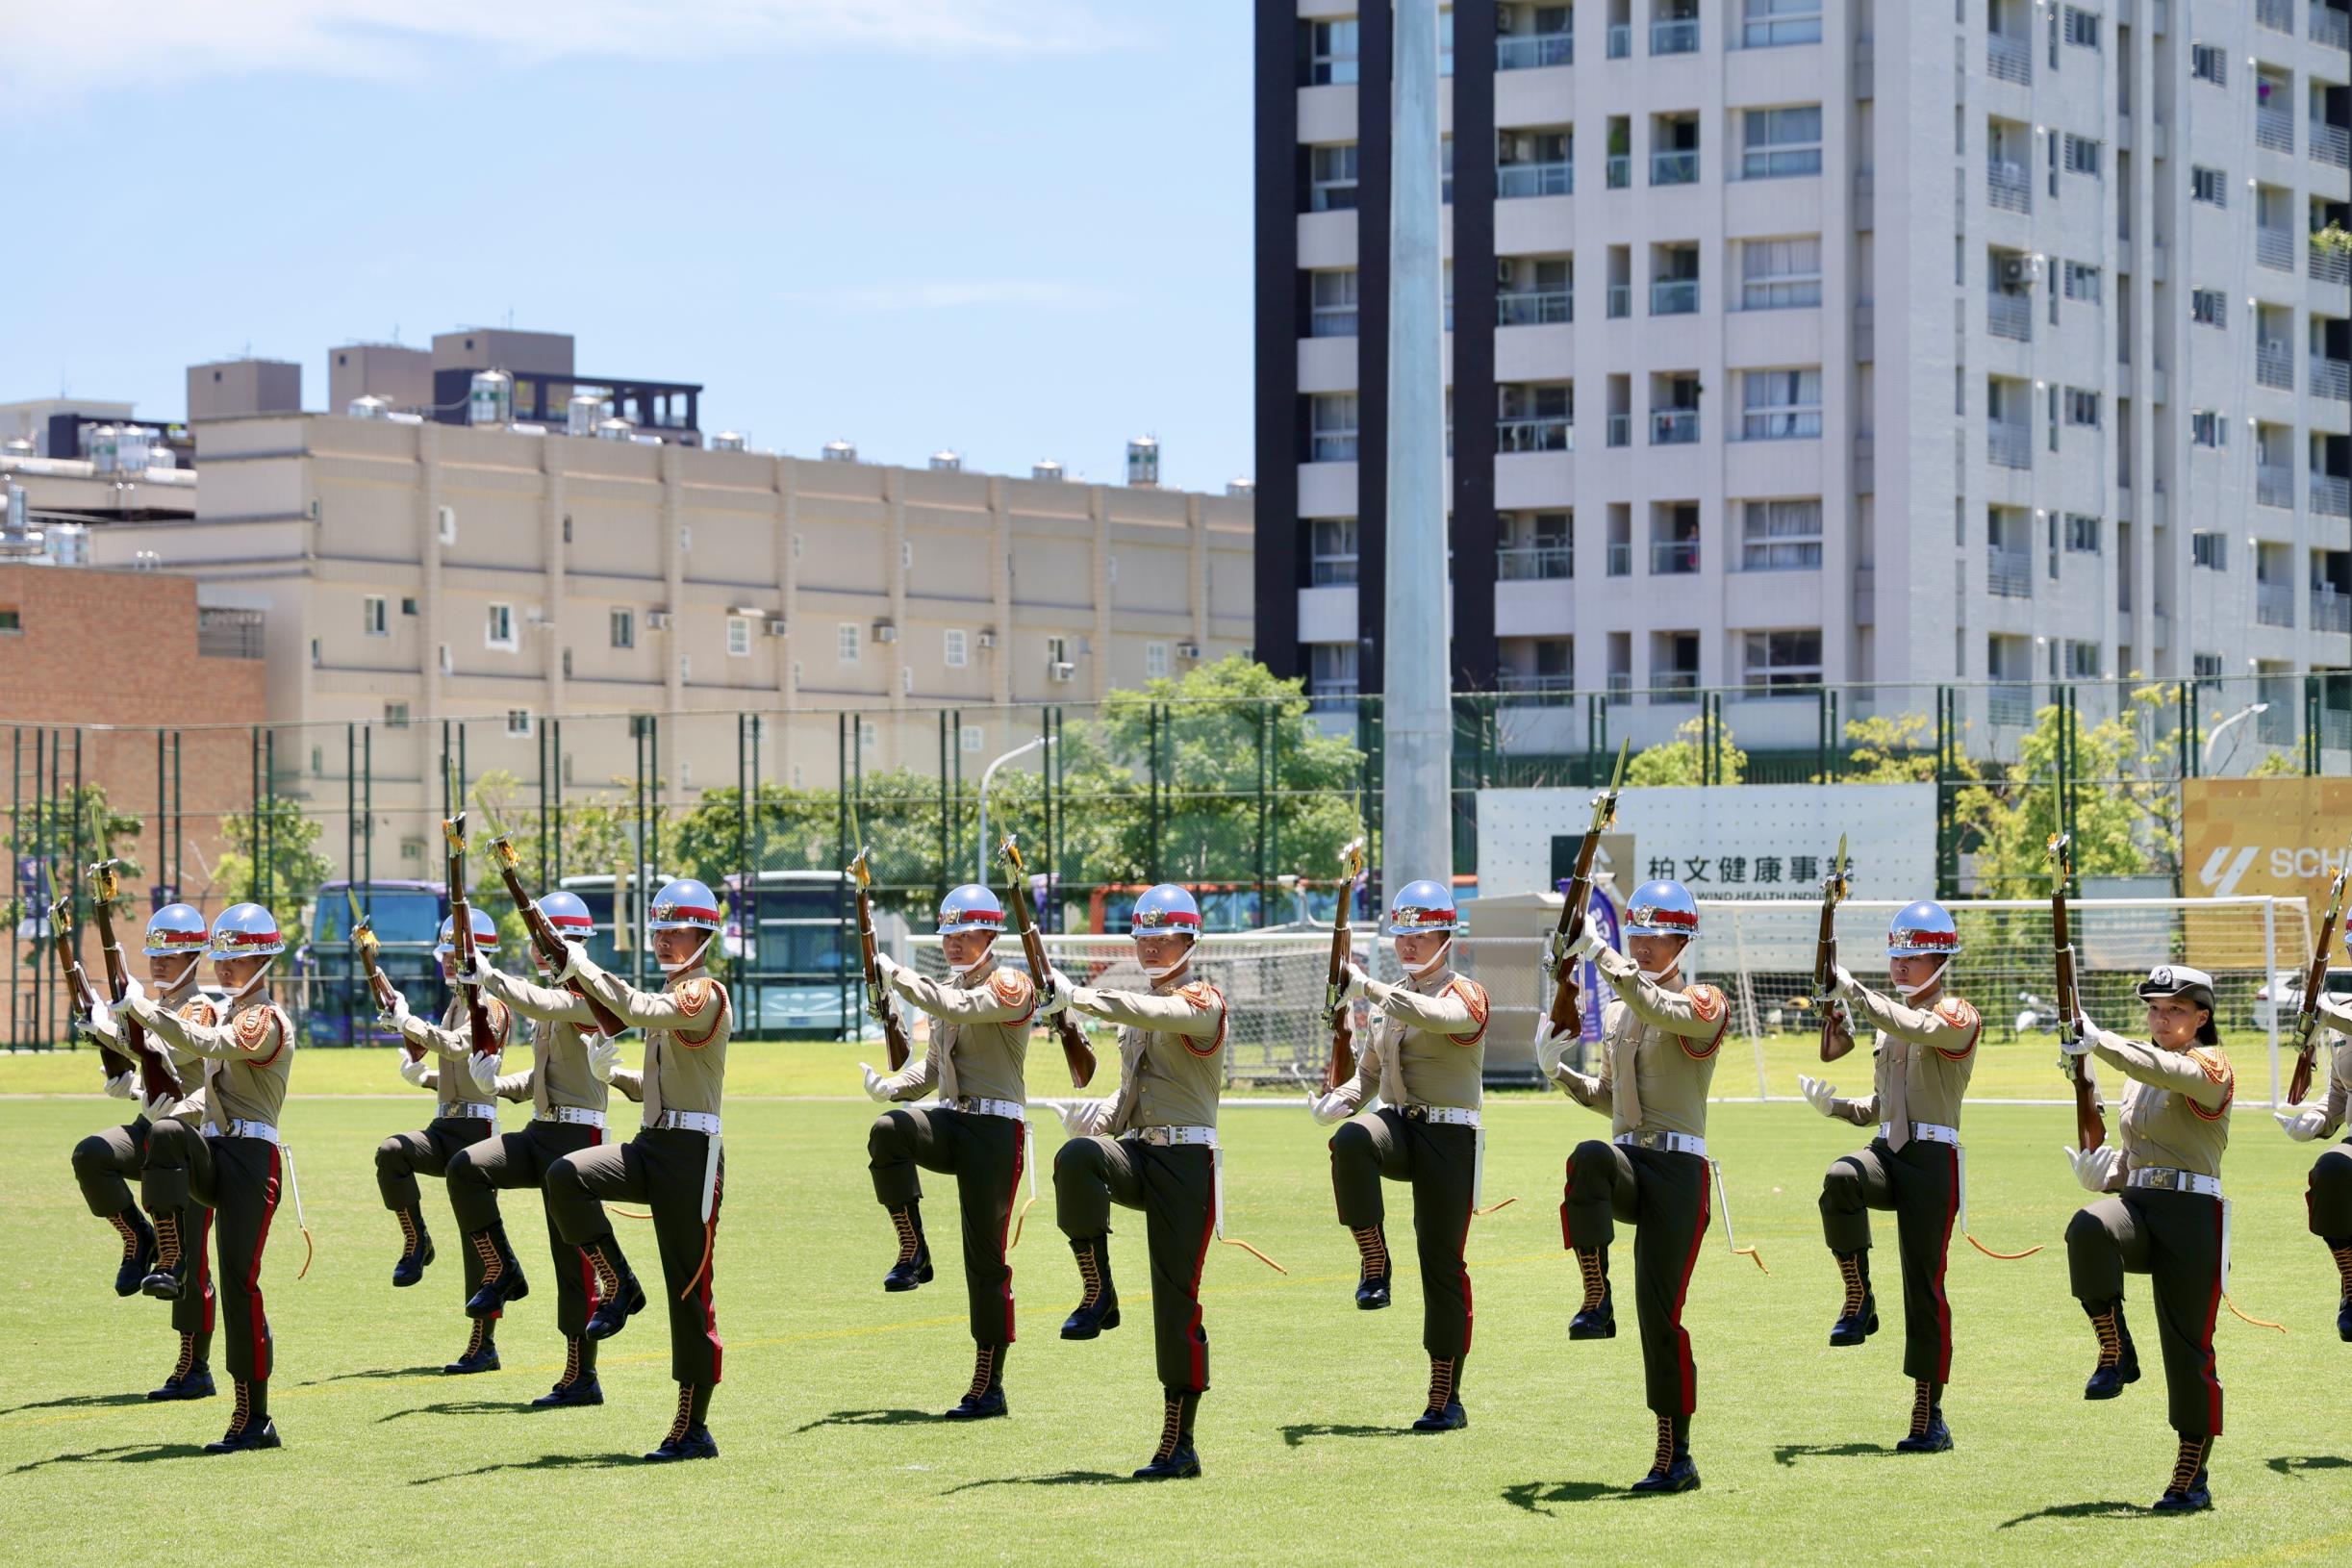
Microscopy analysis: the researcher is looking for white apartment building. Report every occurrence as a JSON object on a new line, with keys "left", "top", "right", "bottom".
{"left": 1252, "top": 0, "right": 2352, "bottom": 756}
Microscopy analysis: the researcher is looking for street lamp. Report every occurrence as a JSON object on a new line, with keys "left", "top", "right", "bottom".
{"left": 2203, "top": 701, "right": 2269, "bottom": 772}
{"left": 975, "top": 734, "right": 1053, "bottom": 883}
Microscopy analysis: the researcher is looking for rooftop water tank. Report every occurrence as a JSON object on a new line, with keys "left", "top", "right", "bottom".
{"left": 712, "top": 430, "right": 746, "bottom": 452}
{"left": 822, "top": 440, "right": 856, "bottom": 464}
{"left": 567, "top": 391, "right": 612, "bottom": 438}
{"left": 1126, "top": 437, "right": 1160, "bottom": 489}
{"left": 348, "top": 394, "right": 390, "bottom": 419}
{"left": 468, "top": 369, "right": 514, "bottom": 427}
{"left": 929, "top": 450, "right": 961, "bottom": 471}
{"left": 1031, "top": 460, "right": 1064, "bottom": 482}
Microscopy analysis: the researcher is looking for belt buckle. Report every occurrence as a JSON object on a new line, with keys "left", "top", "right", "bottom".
{"left": 1404, "top": 1104, "right": 1427, "bottom": 1122}
{"left": 2153, "top": 1169, "right": 2178, "bottom": 1190}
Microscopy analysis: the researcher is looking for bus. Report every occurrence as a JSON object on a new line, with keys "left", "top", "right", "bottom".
{"left": 296, "top": 879, "right": 447, "bottom": 1047}
{"left": 557, "top": 869, "right": 672, "bottom": 989}
{"left": 721, "top": 871, "right": 873, "bottom": 1038}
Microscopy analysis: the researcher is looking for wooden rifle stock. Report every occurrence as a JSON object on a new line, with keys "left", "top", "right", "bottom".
{"left": 2288, "top": 855, "right": 2349, "bottom": 1105}
{"left": 1322, "top": 841, "right": 1365, "bottom": 1091}
{"left": 1543, "top": 740, "right": 1631, "bottom": 1039}
{"left": 487, "top": 837, "right": 629, "bottom": 1038}
{"left": 87, "top": 863, "right": 183, "bottom": 1101}
{"left": 999, "top": 838, "right": 1093, "bottom": 1089}
{"left": 50, "top": 895, "right": 127, "bottom": 1087}
{"left": 848, "top": 848, "right": 912, "bottom": 1072}
{"left": 2048, "top": 835, "right": 2105, "bottom": 1151}
{"left": 443, "top": 814, "right": 497, "bottom": 1057}
{"left": 1812, "top": 836, "right": 1849, "bottom": 1062}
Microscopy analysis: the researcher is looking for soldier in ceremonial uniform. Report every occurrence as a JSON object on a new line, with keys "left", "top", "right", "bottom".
{"left": 374, "top": 908, "right": 518, "bottom": 1375}
{"left": 1796, "top": 899, "right": 1980, "bottom": 1454}
{"left": 120, "top": 902, "right": 295, "bottom": 1453}
{"left": 1538, "top": 878, "right": 1725, "bottom": 1493}
{"left": 2061, "top": 964, "right": 2234, "bottom": 1512}
{"left": 1038, "top": 883, "right": 1226, "bottom": 1479}
{"left": 2279, "top": 988, "right": 2352, "bottom": 1340}
{"left": 1309, "top": 880, "right": 1490, "bottom": 1432}
{"left": 543, "top": 876, "right": 731, "bottom": 1462}
{"left": 450, "top": 889, "right": 642, "bottom": 1406}
{"left": 861, "top": 883, "right": 1037, "bottom": 1421}
{"left": 69, "top": 903, "right": 219, "bottom": 1402}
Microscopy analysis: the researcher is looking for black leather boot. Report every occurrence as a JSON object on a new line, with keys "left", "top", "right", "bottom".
{"left": 883, "top": 1204, "right": 933, "bottom": 1292}
{"left": 1351, "top": 1225, "right": 1391, "bottom": 1309}
{"left": 583, "top": 1237, "right": 645, "bottom": 1340}
{"left": 1133, "top": 1388, "right": 1202, "bottom": 1479}
{"left": 942, "top": 1344, "right": 1009, "bottom": 1420}
{"left": 1829, "top": 1250, "right": 1878, "bottom": 1347}
{"left": 1060, "top": 1234, "right": 1121, "bottom": 1339}
{"left": 2082, "top": 1299, "right": 2141, "bottom": 1400}
{"left": 110, "top": 1209, "right": 156, "bottom": 1297}
{"left": 1569, "top": 1247, "right": 1616, "bottom": 1339}
{"left": 391, "top": 1207, "right": 434, "bottom": 1287}
{"left": 463, "top": 1223, "right": 530, "bottom": 1317}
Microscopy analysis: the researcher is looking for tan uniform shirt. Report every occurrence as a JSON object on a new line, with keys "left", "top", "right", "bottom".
{"left": 399, "top": 996, "right": 516, "bottom": 1118}
{"left": 575, "top": 956, "right": 730, "bottom": 1124}
{"left": 1068, "top": 975, "right": 1227, "bottom": 1133}
{"left": 1327, "top": 966, "right": 1490, "bottom": 1115}
{"left": 1555, "top": 948, "right": 1725, "bottom": 1139}
{"left": 137, "top": 990, "right": 293, "bottom": 1131}
{"left": 478, "top": 968, "right": 614, "bottom": 1115}
{"left": 2314, "top": 994, "right": 2352, "bottom": 1139}
{"left": 2086, "top": 1030, "right": 2233, "bottom": 1180}
{"left": 88, "top": 982, "right": 215, "bottom": 1124}
{"left": 1826, "top": 985, "right": 1982, "bottom": 1131}
{"left": 876, "top": 958, "right": 1036, "bottom": 1107}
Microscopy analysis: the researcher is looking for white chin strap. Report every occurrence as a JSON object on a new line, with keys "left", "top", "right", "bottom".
{"left": 160, "top": 954, "right": 204, "bottom": 996}
{"left": 1140, "top": 945, "right": 1195, "bottom": 984}
{"left": 950, "top": 935, "right": 999, "bottom": 985}
{"left": 223, "top": 958, "right": 277, "bottom": 1003}
{"left": 1896, "top": 956, "right": 1953, "bottom": 1001}
{"left": 658, "top": 929, "right": 717, "bottom": 974}
{"left": 1403, "top": 935, "right": 1453, "bottom": 980}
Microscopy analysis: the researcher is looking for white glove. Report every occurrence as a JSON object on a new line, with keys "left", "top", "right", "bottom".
{"left": 1047, "top": 966, "right": 1075, "bottom": 994}
{"left": 1830, "top": 963, "right": 1859, "bottom": 999}
{"left": 1038, "top": 1098, "right": 1100, "bottom": 1135}
{"left": 1034, "top": 983, "right": 1070, "bottom": 1019}
{"left": 82, "top": 995, "right": 115, "bottom": 1039}
{"left": 586, "top": 1035, "right": 621, "bottom": 1083}
{"left": 555, "top": 941, "right": 589, "bottom": 982}
{"left": 2060, "top": 1013, "right": 2097, "bottom": 1056}
{"left": 103, "top": 1069, "right": 138, "bottom": 1100}
{"left": 1799, "top": 1075, "right": 1838, "bottom": 1118}
{"left": 859, "top": 1062, "right": 891, "bottom": 1102}
{"left": 1532, "top": 1018, "right": 1575, "bottom": 1081}
{"left": 397, "top": 1050, "right": 431, "bottom": 1087}
{"left": 1337, "top": 964, "right": 1370, "bottom": 1007}
{"left": 115, "top": 974, "right": 149, "bottom": 1021}
{"left": 2064, "top": 1145, "right": 2123, "bottom": 1192}
{"left": 457, "top": 951, "right": 494, "bottom": 988}
{"left": 871, "top": 951, "right": 901, "bottom": 988}
{"left": 378, "top": 989, "right": 411, "bottom": 1029}
{"left": 1565, "top": 924, "right": 1607, "bottom": 964}
{"left": 1307, "top": 1088, "right": 1351, "bottom": 1126}
{"left": 2276, "top": 1105, "right": 2329, "bottom": 1142}
{"left": 1814, "top": 996, "right": 1854, "bottom": 1036}
{"left": 139, "top": 1090, "right": 178, "bottom": 1123}
{"left": 468, "top": 1052, "right": 502, "bottom": 1095}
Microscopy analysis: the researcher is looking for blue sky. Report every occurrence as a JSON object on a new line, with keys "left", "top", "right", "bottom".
{"left": 0, "top": 2, "right": 1254, "bottom": 492}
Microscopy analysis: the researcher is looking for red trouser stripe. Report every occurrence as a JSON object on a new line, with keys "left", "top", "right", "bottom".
{"left": 575, "top": 1126, "right": 604, "bottom": 1315}
{"left": 245, "top": 1147, "right": 281, "bottom": 1381}
{"left": 996, "top": 1132, "right": 1024, "bottom": 1344}
{"left": 1671, "top": 1172, "right": 1711, "bottom": 1414}
{"left": 195, "top": 1206, "right": 216, "bottom": 1335}
{"left": 2197, "top": 1201, "right": 2225, "bottom": 1435}
{"left": 1456, "top": 1194, "right": 1476, "bottom": 1357}
{"left": 1931, "top": 1146, "right": 1959, "bottom": 1384}
{"left": 1559, "top": 1155, "right": 1577, "bottom": 1250}
{"left": 700, "top": 1167, "right": 723, "bottom": 1384}
{"left": 1183, "top": 1187, "right": 1216, "bottom": 1391}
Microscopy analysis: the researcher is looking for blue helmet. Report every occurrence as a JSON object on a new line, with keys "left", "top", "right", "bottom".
{"left": 1129, "top": 883, "right": 1201, "bottom": 938}
{"left": 144, "top": 902, "right": 210, "bottom": 959}
{"left": 1624, "top": 880, "right": 1700, "bottom": 940}
{"left": 647, "top": 877, "right": 721, "bottom": 933}
{"left": 1886, "top": 899, "right": 1960, "bottom": 960}
{"left": 937, "top": 883, "right": 1006, "bottom": 936}
{"left": 537, "top": 889, "right": 595, "bottom": 937}
{"left": 434, "top": 907, "right": 502, "bottom": 956}
{"left": 210, "top": 902, "right": 285, "bottom": 961}
{"left": 1384, "top": 879, "right": 1459, "bottom": 937}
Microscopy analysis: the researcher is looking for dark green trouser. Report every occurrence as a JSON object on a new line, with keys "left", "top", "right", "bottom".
{"left": 376, "top": 1116, "right": 498, "bottom": 1320}
{"left": 74, "top": 1117, "right": 215, "bottom": 1341}
{"left": 546, "top": 1128, "right": 723, "bottom": 1385}
{"left": 1054, "top": 1135, "right": 1216, "bottom": 1391}
{"left": 1561, "top": 1140, "right": 1710, "bottom": 1416}
{"left": 449, "top": 1120, "right": 605, "bottom": 1338}
{"left": 1820, "top": 1138, "right": 1961, "bottom": 1383}
{"left": 2066, "top": 1190, "right": 2224, "bottom": 1436}
{"left": 141, "top": 1125, "right": 280, "bottom": 1385}
{"left": 1328, "top": 1109, "right": 1476, "bottom": 1360}
{"left": 869, "top": 1106, "right": 1025, "bottom": 1346}
{"left": 2309, "top": 1145, "right": 2352, "bottom": 1239}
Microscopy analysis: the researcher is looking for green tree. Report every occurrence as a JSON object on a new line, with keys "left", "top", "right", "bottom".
{"left": 1960, "top": 681, "right": 2194, "bottom": 897}
{"left": 1834, "top": 712, "right": 1941, "bottom": 784}
{"left": 1626, "top": 714, "right": 1746, "bottom": 787}
{"left": 212, "top": 797, "right": 332, "bottom": 942}
{"left": 1, "top": 783, "right": 144, "bottom": 964}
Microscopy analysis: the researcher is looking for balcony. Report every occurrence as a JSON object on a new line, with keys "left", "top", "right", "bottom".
{"left": 1606, "top": 23, "right": 1631, "bottom": 58}
{"left": 1606, "top": 154, "right": 1631, "bottom": 189}
{"left": 1499, "top": 163, "right": 1573, "bottom": 198}
{"left": 2315, "top": 356, "right": 2352, "bottom": 402}
{"left": 1606, "top": 542, "right": 1632, "bottom": 576}
{"left": 1987, "top": 683, "right": 2034, "bottom": 726}
{"left": 2315, "top": 121, "right": 2352, "bottom": 170}
{"left": 1743, "top": 409, "right": 1822, "bottom": 441}
{"left": 1498, "top": 544, "right": 1572, "bottom": 581}
{"left": 2258, "top": 344, "right": 2296, "bottom": 391}
{"left": 2315, "top": 474, "right": 2352, "bottom": 518}
{"left": 1986, "top": 34, "right": 2031, "bottom": 86}
{"left": 1606, "top": 413, "right": 1631, "bottom": 446}
{"left": 1987, "top": 161, "right": 2030, "bottom": 215}
{"left": 1606, "top": 671, "right": 1632, "bottom": 704}
{"left": 2315, "top": 245, "right": 2352, "bottom": 288}
{"left": 1498, "top": 290, "right": 1574, "bottom": 326}
{"left": 1988, "top": 420, "right": 2032, "bottom": 470}
{"left": 1987, "top": 291, "right": 2032, "bottom": 341}
{"left": 1652, "top": 539, "right": 1701, "bottom": 573}
{"left": 1652, "top": 18, "right": 1699, "bottom": 54}
{"left": 1651, "top": 409, "right": 1700, "bottom": 444}
{"left": 2315, "top": 586, "right": 2352, "bottom": 635}
{"left": 1499, "top": 671, "right": 1578, "bottom": 693}
{"left": 1651, "top": 150, "right": 1700, "bottom": 186}
{"left": 1309, "top": 557, "right": 1358, "bottom": 587}
{"left": 2258, "top": 582, "right": 2297, "bottom": 628}
{"left": 2257, "top": 110, "right": 2295, "bottom": 156}
{"left": 1989, "top": 551, "right": 2033, "bottom": 597}
{"left": 1651, "top": 278, "right": 1700, "bottom": 315}
{"left": 2258, "top": 464, "right": 2296, "bottom": 508}
{"left": 1498, "top": 417, "right": 1574, "bottom": 453}
{"left": 2317, "top": 3, "right": 2351, "bottom": 51}
{"left": 1497, "top": 33, "right": 1573, "bottom": 69}
{"left": 1310, "top": 434, "right": 1359, "bottom": 462}
{"left": 1606, "top": 284, "right": 1632, "bottom": 317}
{"left": 1653, "top": 670, "right": 1700, "bottom": 697}
{"left": 2257, "top": 227, "right": 2295, "bottom": 272}
{"left": 2259, "top": 0, "right": 2292, "bottom": 28}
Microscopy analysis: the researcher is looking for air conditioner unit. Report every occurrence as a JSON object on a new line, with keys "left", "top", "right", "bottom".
{"left": 1176, "top": 642, "right": 1201, "bottom": 661}
{"left": 1049, "top": 661, "right": 1076, "bottom": 683}
{"left": 645, "top": 610, "right": 673, "bottom": 631}
{"left": 975, "top": 630, "right": 998, "bottom": 649}
{"left": 873, "top": 621, "right": 898, "bottom": 644}
{"left": 764, "top": 619, "right": 789, "bottom": 638}
{"left": 1496, "top": 4, "right": 1514, "bottom": 32}
{"left": 1998, "top": 255, "right": 2044, "bottom": 289}
{"left": 1497, "top": 258, "right": 1515, "bottom": 285}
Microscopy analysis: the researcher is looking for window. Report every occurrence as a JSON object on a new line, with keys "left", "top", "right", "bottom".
{"left": 1309, "top": 393, "right": 1360, "bottom": 462}
{"left": 2189, "top": 410, "right": 2227, "bottom": 448}
{"left": 2193, "top": 652, "right": 2224, "bottom": 690}
{"left": 899, "top": 667, "right": 913, "bottom": 695}
{"left": 725, "top": 617, "right": 750, "bottom": 657}
{"left": 960, "top": 725, "right": 983, "bottom": 754}
{"left": 1308, "top": 143, "right": 1359, "bottom": 213}
{"left": 2062, "top": 262, "right": 2100, "bottom": 302}
{"left": 1309, "top": 517, "right": 1359, "bottom": 585}
{"left": 505, "top": 709, "right": 532, "bottom": 738}
{"left": 384, "top": 700, "right": 411, "bottom": 728}
{"left": 2190, "top": 166, "right": 2228, "bottom": 206}
{"left": 1302, "top": 17, "right": 1358, "bottom": 85}
{"left": 2064, "top": 514, "right": 2101, "bottom": 553}
{"left": 945, "top": 627, "right": 968, "bottom": 669}
{"left": 1046, "top": 634, "right": 1070, "bottom": 670}
{"left": 2062, "top": 640, "right": 2101, "bottom": 678}
{"left": 1309, "top": 269, "right": 1359, "bottom": 338}
{"left": 1742, "top": 107, "right": 1823, "bottom": 179}
{"left": 610, "top": 608, "right": 635, "bottom": 648}
{"left": 836, "top": 621, "right": 861, "bottom": 663}
{"left": 2192, "top": 530, "right": 2229, "bottom": 569}
{"left": 1743, "top": 0, "right": 1822, "bottom": 47}
{"left": 1146, "top": 642, "right": 1170, "bottom": 680}
{"left": 1741, "top": 237, "right": 1822, "bottom": 310}
{"left": 362, "top": 594, "right": 388, "bottom": 637}
{"left": 2062, "top": 6, "right": 2100, "bottom": 47}
{"left": 679, "top": 653, "right": 692, "bottom": 681}
{"left": 1742, "top": 629, "right": 1824, "bottom": 692}
{"left": 1742, "top": 499, "right": 1823, "bottom": 570}
{"left": 2191, "top": 289, "right": 2227, "bottom": 327}
{"left": 2064, "top": 389, "right": 2102, "bottom": 427}
{"left": 401, "top": 596, "right": 418, "bottom": 616}
{"left": 0, "top": 607, "right": 18, "bottom": 634}
{"left": 1307, "top": 642, "right": 1359, "bottom": 698}
{"left": 486, "top": 602, "right": 516, "bottom": 649}
{"left": 2190, "top": 43, "right": 2226, "bottom": 86}
{"left": 2061, "top": 134, "right": 2101, "bottom": 177}
{"left": 1742, "top": 368, "right": 1823, "bottom": 440}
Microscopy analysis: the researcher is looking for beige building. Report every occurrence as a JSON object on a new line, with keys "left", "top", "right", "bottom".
{"left": 87, "top": 413, "right": 1254, "bottom": 875}
{"left": 187, "top": 358, "right": 300, "bottom": 421}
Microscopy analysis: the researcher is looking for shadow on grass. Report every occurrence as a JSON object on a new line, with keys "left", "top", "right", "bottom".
{"left": 1278, "top": 1422, "right": 1427, "bottom": 1448}
{"left": 2267, "top": 1454, "right": 2352, "bottom": 1479}
{"left": 790, "top": 1408, "right": 939, "bottom": 1435}
{"left": 13, "top": 1442, "right": 211, "bottom": 1471}
{"left": 937, "top": 1470, "right": 1130, "bottom": 1494}
{"left": 1501, "top": 1479, "right": 1636, "bottom": 1515}
{"left": 296, "top": 1365, "right": 448, "bottom": 1386}
{"left": 1998, "top": 1501, "right": 2158, "bottom": 1528}
{"left": 377, "top": 1400, "right": 530, "bottom": 1424}
{"left": 0, "top": 1391, "right": 159, "bottom": 1418}
{"left": 411, "top": 1453, "right": 646, "bottom": 1483}
{"left": 1774, "top": 1442, "right": 1894, "bottom": 1466}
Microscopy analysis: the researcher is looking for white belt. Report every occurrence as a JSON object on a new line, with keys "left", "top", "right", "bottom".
{"left": 1616, "top": 1129, "right": 1707, "bottom": 1157}
{"left": 2128, "top": 1166, "right": 2221, "bottom": 1199}
{"left": 439, "top": 1100, "right": 496, "bottom": 1122}
{"left": 1403, "top": 1103, "right": 1479, "bottom": 1128}
{"left": 651, "top": 1110, "right": 721, "bottom": 1135}
{"left": 1881, "top": 1121, "right": 1960, "bottom": 1146}
{"left": 950, "top": 1096, "right": 1027, "bottom": 1123}
{"left": 204, "top": 1119, "right": 279, "bottom": 1144}
{"left": 1137, "top": 1125, "right": 1218, "bottom": 1148}
{"left": 536, "top": 1106, "right": 607, "bottom": 1128}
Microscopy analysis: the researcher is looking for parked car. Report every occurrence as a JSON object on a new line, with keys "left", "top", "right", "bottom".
{"left": 2249, "top": 968, "right": 2352, "bottom": 1032}
{"left": 295, "top": 879, "right": 447, "bottom": 1047}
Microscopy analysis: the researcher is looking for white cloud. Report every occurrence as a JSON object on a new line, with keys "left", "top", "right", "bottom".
{"left": 0, "top": 0, "right": 1125, "bottom": 102}
{"left": 795, "top": 280, "right": 1127, "bottom": 313}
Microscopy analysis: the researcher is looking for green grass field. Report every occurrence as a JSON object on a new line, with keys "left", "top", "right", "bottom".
{"left": 3, "top": 1046, "right": 2346, "bottom": 1566}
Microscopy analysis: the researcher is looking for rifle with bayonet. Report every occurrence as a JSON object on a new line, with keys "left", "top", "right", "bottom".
{"left": 1813, "top": 834, "right": 1851, "bottom": 1062}
{"left": 2048, "top": 833, "right": 2106, "bottom": 1151}
{"left": 999, "top": 835, "right": 1095, "bottom": 1089}
{"left": 1543, "top": 739, "right": 1631, "bottom": 1036}
{"left": 345, "top": 888, "right": 418, "bottom": 1060}
{"left": 1318, "top": 838, "right": 1366, "bottom": 1091}
{"left": 86, "top": 859, "right": 183, "bottom": 1102}
{"left": 849, "top": 846, "right": 911, "bottom": 1072}
{"left": 443, "top": 812, "right": 497, "bottom": 1057}
{"left": 483, "top": 829, "right": 628, "bottom": 1037}
{"left": 2288, "top": 851, "right": 2351, "bottom": 1105}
